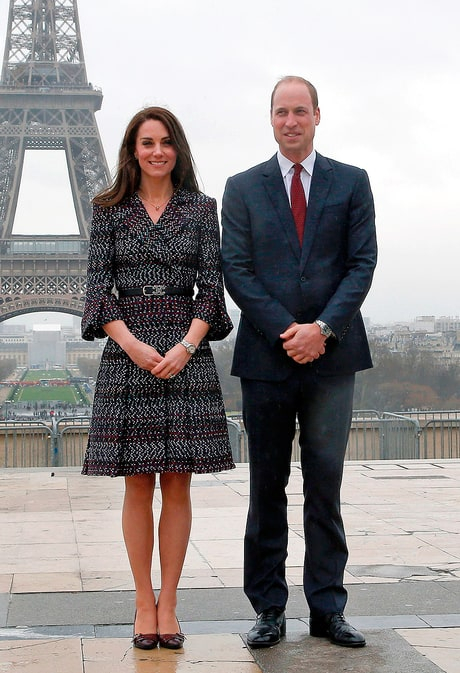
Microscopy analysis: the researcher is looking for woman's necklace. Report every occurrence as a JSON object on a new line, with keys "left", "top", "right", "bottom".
{"left": 138, "top": 190, "right": 173, "bottom": 211}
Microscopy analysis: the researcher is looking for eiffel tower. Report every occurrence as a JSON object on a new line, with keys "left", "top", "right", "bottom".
{"left": 0, "top": 0, "right": 110, "bottom": 323}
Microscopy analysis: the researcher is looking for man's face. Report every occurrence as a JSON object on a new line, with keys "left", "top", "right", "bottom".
{"left": 270, "top": 81, "right": 320, "bottom": 162}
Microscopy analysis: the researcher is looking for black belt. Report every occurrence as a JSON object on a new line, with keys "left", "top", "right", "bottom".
{"left": 118, "top": 285, "right": 193, "bottom": 298}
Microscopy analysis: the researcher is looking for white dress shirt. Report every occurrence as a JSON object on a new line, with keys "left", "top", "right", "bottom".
{"left": 277, "top": 149, "right": 316, "bottom": 205}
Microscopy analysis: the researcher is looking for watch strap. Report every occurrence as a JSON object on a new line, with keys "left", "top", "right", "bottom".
{"left": 315, "top": 319, "right": 334, "bottom": 338}
{"left": 180, "top": 339, "right": 197, "bottom": 354}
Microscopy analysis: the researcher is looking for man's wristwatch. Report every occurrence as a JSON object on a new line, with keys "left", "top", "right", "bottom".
{"left": 180, "top": 339, "right": 197, "bottom": 355}
{"left": 315, "top": 319, "right": 333, "bottom": 338}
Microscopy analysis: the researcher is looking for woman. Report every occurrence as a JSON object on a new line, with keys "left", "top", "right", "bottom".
{"left": 81, "top": 107, "right": 234, "bottom": 650}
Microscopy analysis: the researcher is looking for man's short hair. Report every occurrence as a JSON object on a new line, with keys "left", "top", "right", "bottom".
{"left": 270, "top": 76, "right": 319, "bottom": 111}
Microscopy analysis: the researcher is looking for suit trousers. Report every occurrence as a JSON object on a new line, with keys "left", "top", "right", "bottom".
{"left": 241, "top": 368, "right": 355, "bottom": 617}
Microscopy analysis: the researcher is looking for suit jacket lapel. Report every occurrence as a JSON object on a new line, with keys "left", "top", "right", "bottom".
{"left": 262, "top": 155, "right": 301, "bottom": 261}
{"left": 300, "top": 153, "right": 333, "bottom": 270}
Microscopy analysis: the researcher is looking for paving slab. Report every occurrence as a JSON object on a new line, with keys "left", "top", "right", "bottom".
{"left": 250, "top": 630, "right": 445, "bottom": 673}
{"left": 0, "top": 635, "right": 263, "bottom": 673}
{"left": 5, "top": 582, "right": 460, "bottom": 629}
{"left": 397, "top": 628, "right": 460, "bottom": 673}
{"left": 0, "top": 638, "right": 83, "bottom": 673}
{"left": 0, "top": 461, "right": 459, "bottom": 673}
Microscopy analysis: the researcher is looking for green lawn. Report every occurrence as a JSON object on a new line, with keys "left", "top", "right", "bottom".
{"left": 15, "top": 386, "right": 82, "bottom": 404}
{"left": 23, "top": 369, "right": 68, "bottom": 381}
{"left": 8, "top": 369, "right": 90, "bottom": 405}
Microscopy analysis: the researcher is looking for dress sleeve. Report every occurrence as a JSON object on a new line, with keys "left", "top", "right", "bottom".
{"left": 81, "top": 204, "right": 125, "bottom": 341}
{"left": 193, "top": 197, "right": 233, "bottom": 341}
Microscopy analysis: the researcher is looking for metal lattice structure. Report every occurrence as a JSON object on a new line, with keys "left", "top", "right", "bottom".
{"left": 0, "top": 0, "right": 110, "bottom": 322}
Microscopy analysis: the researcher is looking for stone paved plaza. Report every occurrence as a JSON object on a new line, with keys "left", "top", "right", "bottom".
{"left": 0, "top": 460, "right": 459, "bottom": 672}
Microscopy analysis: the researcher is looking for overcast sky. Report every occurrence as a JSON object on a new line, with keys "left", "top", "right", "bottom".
{"left": 1, "top": 0, "right": 459, "bottom": 325}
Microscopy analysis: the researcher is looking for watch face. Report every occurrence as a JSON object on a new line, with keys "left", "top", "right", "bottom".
{"left": 181, "top": 339, "right": 196, "bottom": 354}
{"left": 316, "top": 320, "right": 331, "bottom": 337}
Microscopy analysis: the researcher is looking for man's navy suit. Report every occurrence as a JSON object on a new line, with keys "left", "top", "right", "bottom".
{"left": 221, "top": 152, "right": 377, "bottom": 617}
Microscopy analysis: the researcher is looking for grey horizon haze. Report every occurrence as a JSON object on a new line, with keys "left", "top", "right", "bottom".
{"left": 1, "top": 0, "right": 459, "bottom": 325}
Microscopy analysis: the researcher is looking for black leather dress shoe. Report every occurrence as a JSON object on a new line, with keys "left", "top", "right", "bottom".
{"left": 309, "top": 613, "right": 366, "bottom": 647}
{"left": 247, "top": 608, "right": 286, "bottom": 648}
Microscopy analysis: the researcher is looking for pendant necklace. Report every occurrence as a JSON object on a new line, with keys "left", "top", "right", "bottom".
{"left": 139, "top": 190, "right": 173, "bottom": 211}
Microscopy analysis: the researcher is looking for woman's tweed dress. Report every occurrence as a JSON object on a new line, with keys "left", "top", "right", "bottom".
{"left": 81, "top": 190, "right": 235, "bottom": 476}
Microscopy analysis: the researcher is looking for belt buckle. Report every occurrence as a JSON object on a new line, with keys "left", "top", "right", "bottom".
{"left": 143, "top": 284, "right": 166, "bottom": 296}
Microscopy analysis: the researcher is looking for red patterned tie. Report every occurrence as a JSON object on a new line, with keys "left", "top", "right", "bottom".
{"left": 290, "top": 163, "right": 306, "bottom": 245}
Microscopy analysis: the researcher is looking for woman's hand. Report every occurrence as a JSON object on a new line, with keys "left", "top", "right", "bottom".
{"left": 102, "top": 320, "right": 163, "bottom": 370}
{"left": 124, "top": 338, "right": 163, "bottom": 371}
{"left": 151, "top": 342, "right": 192, "bottom": 380}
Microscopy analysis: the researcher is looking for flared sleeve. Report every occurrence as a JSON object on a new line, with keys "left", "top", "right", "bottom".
{"left": 193, "top": 197, "right": 233, "bottom": 341}
{"left": 81, "top": 204, "right": 125, "bottom": 340}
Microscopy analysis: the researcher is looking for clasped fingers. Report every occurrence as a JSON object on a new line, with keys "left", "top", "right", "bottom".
{"left": 125, "top": 341, "right": 162, "bottom": 371}
{"left": 151, "top": 344, "right": 190, "bottom": 379}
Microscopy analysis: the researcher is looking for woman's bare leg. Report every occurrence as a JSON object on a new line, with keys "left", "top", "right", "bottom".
{"left": 156, "top": 472, "right": 192, "bottom": 634}
{"left": 122, "top": 473, "right": 157, "bottom": 634}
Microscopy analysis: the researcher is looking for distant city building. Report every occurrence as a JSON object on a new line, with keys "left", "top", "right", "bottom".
{"left": 0, "top": 342, "right": 28, "bottom": 368}
{"left": 29, "top": 325, "right": 66, "bottom": 368}
{"left": 0, "top": 321, "right": 101, "bottom": 368}
{"left": 1, "top": 312, "right": 460, "bottom": 370}
{"left": 66, "top": 340, "right": 103, "bottom": 368}
{"left": 367, "top": 315, "right": 460, "bottom": 366}
{"left": 434, "top": 316, "right": 460, "bottom": 332}
{"left": 413, "top": 315, "right": 436, "bottom": 332}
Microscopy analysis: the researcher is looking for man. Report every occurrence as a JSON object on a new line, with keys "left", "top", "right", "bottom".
{"left": 221, "top": 76, "right": 377, "bottom": 649}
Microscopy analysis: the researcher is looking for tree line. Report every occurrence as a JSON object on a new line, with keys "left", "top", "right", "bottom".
{"left": 6, "top": 337, "right": 459, "bottom": 415}
{"left": 354, "top": 340, "right": 460, "bottom": 411}
{"left": 213, "top": 337, "right": 460, "bottom": 413}
{"left": 0, "top": 358, "right": 16, "bottom": 382}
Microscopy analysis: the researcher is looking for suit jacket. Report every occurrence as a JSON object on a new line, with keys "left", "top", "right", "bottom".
{"left": 221, "top": 152, "right": 377, "bottom": 381}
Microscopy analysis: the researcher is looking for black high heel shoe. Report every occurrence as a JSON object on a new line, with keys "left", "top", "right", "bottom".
{"left": 132, "top": 610, "right": 159, "bottom": 650}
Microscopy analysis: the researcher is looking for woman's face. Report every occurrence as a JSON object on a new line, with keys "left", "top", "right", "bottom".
{"left": 134, "top": 119, "right": 177, "bottom": 180}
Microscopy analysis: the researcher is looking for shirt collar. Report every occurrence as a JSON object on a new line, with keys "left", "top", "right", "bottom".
{"left": 277, "top": 149, "right": 316, "bottom": 178}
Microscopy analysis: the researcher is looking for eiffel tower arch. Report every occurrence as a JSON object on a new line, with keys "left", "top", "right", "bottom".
{"left": 0, "top": 0, "right": 110, "bottom": 323}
